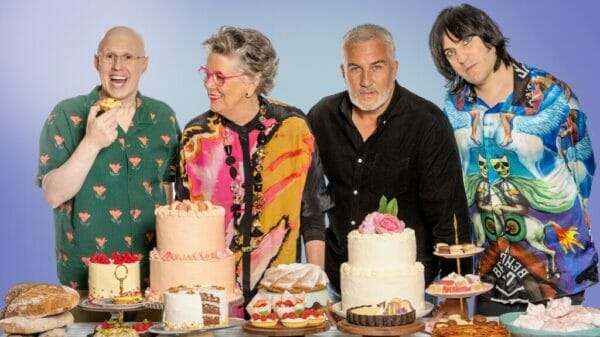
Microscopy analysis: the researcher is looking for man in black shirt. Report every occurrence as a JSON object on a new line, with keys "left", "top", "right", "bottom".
{"left": 307, "top": 24, "right": 471, "bottom": 304}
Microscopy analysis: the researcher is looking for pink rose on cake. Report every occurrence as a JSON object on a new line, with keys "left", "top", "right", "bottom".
{"left": 360, "top": 212, "right": 405, "bottom": 234}
{"left": 359, "top": 196, "right": 405, "bottom": 234}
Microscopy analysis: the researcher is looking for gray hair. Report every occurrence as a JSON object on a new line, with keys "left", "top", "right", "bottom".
{"left": 342, "top": 24, "right": 396, "bottom": 64}
{"left": 203, "top": 26, "right": 278, "bottom": 96}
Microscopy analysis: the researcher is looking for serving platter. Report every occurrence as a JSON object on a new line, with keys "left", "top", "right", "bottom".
{"left": 148, "top": 318, "right": 245, "bottom": 335}
{"left": 500, "top": 312, "right": 600, "bottom": 337}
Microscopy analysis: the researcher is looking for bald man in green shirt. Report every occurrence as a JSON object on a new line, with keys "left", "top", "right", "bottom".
{"left": 36, "top": 26, "right": 180, "bottom": 299}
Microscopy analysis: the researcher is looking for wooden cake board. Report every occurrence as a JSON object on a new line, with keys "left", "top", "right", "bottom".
{"left": 243, "top": 321, "right": 331, "bottom": 337}
{"left": 336, "top": 319, "right": 424, "bottom": 337}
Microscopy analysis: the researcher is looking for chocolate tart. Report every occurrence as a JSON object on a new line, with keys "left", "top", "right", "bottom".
{"left": 346, "top": 301, "right": 416, "bottom": 327}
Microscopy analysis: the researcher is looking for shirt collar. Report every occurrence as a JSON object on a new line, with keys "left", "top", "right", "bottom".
{"left": 86, "top": 86, "right": 152, "bottom": 125}
{"left": 457, "top": 62, "right": 533, "bottom": 108}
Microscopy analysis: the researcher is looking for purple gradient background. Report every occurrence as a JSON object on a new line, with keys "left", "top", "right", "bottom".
{"left": 1, "top": 0, "right": 598, "bottom": 308}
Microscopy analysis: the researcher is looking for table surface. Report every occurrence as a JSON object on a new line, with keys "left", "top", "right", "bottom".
{"left": 0, "top": 322, "right": 433, "bottom": 337}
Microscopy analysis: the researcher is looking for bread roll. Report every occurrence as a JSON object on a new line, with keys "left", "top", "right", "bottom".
{"left": 4, "top": 284, "right": 79, "bottom": 318}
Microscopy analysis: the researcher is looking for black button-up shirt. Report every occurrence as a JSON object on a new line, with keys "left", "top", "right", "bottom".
{"left": 308, "top": 82, "right": 472, "bottom": 292}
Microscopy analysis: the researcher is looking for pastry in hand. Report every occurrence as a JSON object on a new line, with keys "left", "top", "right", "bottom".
{"left": 98, "top": 98, "right": 121, "bottom": 114}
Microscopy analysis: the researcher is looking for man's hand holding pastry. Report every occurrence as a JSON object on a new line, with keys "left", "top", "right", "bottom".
{"left": 85, "top": 102, "right": 119, "bottom": 149}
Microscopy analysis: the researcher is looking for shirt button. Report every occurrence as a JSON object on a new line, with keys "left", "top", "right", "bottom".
{"left": 357, "top": 158, "right": 363, "bottom": 164}
{"left": 353, "top": 190, "right": 358, "bottom": 195}
{"left": 350, "top": 220, "right": 356, "bottom": 226}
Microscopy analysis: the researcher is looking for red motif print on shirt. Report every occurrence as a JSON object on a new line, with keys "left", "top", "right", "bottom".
{"left": 78, "top": 211, "right": 91, "bottom": 225}
{"left": 81, "top": 256, "right": 90, "bottom": 267}
{"left": 96, "top": 237, "right": 107, "bottom": 250}
{"left": 160, "top": 135, "right": 171, "bottom": 144}
{"left": 109, "top": 163, "right": 122, "bottom": 176}
{"left": 150, "top": 112, "right": 156, "bottom": 121}
{"left": 70, "top": 281, "right": 79, "bottom": 289}
{"left": 40, "top": 154, "right": 50, "bottom": 165}
{"left": 142, "top": 181, "right": 152, "bottom": 195}
{"left": 118, "top": 137, "right": 125, "bottom": 149}
{"left": 130, "top": 208, "right": 142, "bottom": 222}
{"left": 169, "top": 115, "right": 176, "bottom": 125}
{"left": 156, "top": 158, "right": 164, "bottom": 168}
{"left": 54, "top": 134, "right": 64, "bottom": 148}
{"left": 138, "top": 136, "right": 148, "bottom": 148}
{"left": 124, "top": 235, "right": 132, "bottom": 247}
{"left": 109, "top": 209, "right": 123, "bottom": 223}
{"left": 129, "top": 156, "right": 142, "bottom": 170}
{"left": 70, "top": 115, "right": 82, "bottom": 127}
{"left": 65, "top": 231, "right": 74, "bottom": 243}
{"left": 93, "top": 185, "right": 106, "bottom": 199}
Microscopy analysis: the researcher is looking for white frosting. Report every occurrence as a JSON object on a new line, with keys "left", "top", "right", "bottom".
{"left": 88, "top": 262, "right": 140, "bottom": 302}
{"left": 347, "top": 229, "right": 416, "bottom": 269}
{"left": 163, "top": 286, "right": 228, "bottom": 330}
{"left": 341, "top": 228, "right": 425, "bottom": 311}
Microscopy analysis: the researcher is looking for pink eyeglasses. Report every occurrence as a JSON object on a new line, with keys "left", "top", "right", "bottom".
{"left": 198, "top": 66, "right": 244, "bottom": 86}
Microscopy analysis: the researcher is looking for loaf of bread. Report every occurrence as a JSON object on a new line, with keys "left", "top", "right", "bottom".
{"left": 3, "top": 283, "right": 79, "bottom": 318}
{"left": 0, "top": 311, "right": 73, "bottom": 334}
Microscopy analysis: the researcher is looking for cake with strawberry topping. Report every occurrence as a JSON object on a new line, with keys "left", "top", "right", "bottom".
{"left": 273, "top": 291, "right": 304, "bottom": 318}
{"left": 280, "top": 311, "right": 308, "bottom": 328}
{"left": 250, "top": 312, "right": 278, "bottom": 328}
{"left": 341, "top": 197, "right": 425, "bottom": 312}
{"left": 88, "top": 251, "right": 141, "bottom": 303}
{"left": 146, "top": 200, "right": 241, "bottom": 303}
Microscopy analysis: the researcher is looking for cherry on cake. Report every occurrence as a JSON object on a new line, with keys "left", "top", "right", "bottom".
{"left": 146, "top": 200, "right": 241, "bottom": 303}
{"left": 87, "top": 251, "right": 141, "bottom": 303}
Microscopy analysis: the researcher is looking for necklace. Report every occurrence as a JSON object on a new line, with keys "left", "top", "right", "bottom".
{"left": 221, "top": 101, "right": 268, "bottom": 251}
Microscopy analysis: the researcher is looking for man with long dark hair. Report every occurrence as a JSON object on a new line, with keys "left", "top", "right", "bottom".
{"left": 429, "top": 4, "right": 598, "bottom": 315}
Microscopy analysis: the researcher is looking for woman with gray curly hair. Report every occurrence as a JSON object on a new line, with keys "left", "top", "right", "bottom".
{"left": 176, "top": 26, "right": 331, "bottom": 315}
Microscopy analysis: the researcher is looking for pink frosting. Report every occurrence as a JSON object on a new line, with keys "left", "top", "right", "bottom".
{"left": 149, "top": 248, "right": 233, "bottom": 261}
{"left": 359, "top": 212, "right": 405, "bottom": 234}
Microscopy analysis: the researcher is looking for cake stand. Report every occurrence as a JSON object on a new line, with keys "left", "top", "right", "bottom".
{"left": 79, "top": 265, "right": 145, "bottom": 324}
{"left": 149, "top": 318, "right": 246, "bottom": 336}
{"left": 336, "top": 319, "right": 424, "bottom": 337}
{"left": 242, "top": 321, "right": 330, "bottom": 337}
{"left": 78, "top": 298, "right": 145, "bottom": 323}
{"left": 428, "top": 215, "right": 487, "bottom": 318}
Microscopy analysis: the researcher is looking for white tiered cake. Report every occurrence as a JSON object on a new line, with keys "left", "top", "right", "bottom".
{"left": 146, "top": 200, "right": 241, "bottom": 303}
{"left": 340, "top": 203, "right": 425, "bottom": 311}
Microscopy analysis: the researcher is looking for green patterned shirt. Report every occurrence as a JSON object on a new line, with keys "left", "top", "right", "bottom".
{"left": 36, "top": 87, "right": 180, "bottom": 290}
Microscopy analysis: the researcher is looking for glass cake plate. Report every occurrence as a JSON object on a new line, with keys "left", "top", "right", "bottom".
{"left": 79, "top": 298, "right": 145, "bottom": 311}
{"left": 148, "top": 318, "right": 245, "bottom": 335}
{"left": 332, "top": 301, "right": 434, "bottom": 319}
